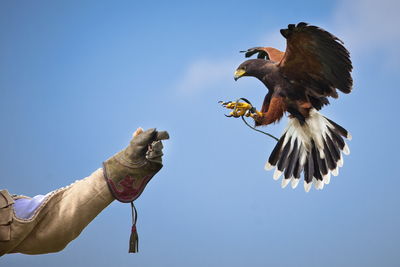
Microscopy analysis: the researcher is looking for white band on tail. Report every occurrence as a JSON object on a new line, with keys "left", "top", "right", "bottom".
{"left": 265, "top": 109, "right": 351, "bottom": 192}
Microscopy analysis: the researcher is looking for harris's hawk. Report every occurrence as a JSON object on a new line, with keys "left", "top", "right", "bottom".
{"left": 223, "top": 22, "right": 353, "bottom": 192}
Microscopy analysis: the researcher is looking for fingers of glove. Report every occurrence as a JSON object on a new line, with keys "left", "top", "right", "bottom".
{"left": 147, "top": 140, "right": 164, "bottom": 158}
{"left": 149, "top": 131, "right": 168, "bottom": 161}
{"left": 146, "top": 140, "right": 164, "bottom": 163}
{"left": 133, "top": 127, "right": 144, "bottom": 137}
{"left": 131, "top": 128, "right": 157, "bottom": 146}
{"left": 127, "top": 128, "right": 169, "bottom": 160}
{"left": 132, "top": 128, "right": 169, "bottom": 142}
{"left": 155, "top": 131, "right": 169, "bottom": 141}
{"left": 126, "top": 128, "right": 157, "bottom": 159}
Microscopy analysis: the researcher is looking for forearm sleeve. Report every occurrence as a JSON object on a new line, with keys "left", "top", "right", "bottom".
{"left": 0, "top": 168, "right": 114, "bottom": 256}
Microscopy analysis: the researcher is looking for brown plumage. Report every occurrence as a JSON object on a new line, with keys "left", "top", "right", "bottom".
{"left": 236, "top": 22, "right": 353, "bottom": 126}
{"left": 254, "top": 96, "right": 286, "bottom": 126}
{"left": 234, "top": 22, "right": 353, "bottom": 191}
{"left": 241, "top": 47, "right": 285, "bottom": 62}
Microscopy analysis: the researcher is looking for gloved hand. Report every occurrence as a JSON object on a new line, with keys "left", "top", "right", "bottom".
{"left": 103, "top": 128, "right": 169, "bottom": 203}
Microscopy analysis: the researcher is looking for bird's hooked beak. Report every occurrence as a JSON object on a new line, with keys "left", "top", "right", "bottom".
{"left": 234, "top": 68, "right": 246, "bottom": 81}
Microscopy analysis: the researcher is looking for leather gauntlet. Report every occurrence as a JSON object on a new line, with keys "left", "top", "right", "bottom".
{"left": 103, "top": 128, "right": 169, "bottom": 203}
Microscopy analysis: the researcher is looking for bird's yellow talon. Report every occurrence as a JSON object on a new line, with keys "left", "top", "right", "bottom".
{"left": 220, "top": 98, "right": 260, "bottom": 118}
{"left": 249, "top": 111, "right": 263, "bottom": 118}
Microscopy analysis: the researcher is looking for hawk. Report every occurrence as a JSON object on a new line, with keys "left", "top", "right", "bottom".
{"left": 223, "top": 22, "right": 353, "bottom": 192}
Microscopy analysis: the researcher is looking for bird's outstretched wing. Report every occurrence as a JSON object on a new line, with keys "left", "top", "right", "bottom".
{"left": 240, "top": 47, "right": 285, "bottom": 62}
{"left": 278, "top": 22, "right": 353, "bottom": 98}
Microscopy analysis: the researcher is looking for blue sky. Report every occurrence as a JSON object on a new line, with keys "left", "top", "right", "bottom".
{"left": 1, "top": 0, "right": 400, "bottom": 266}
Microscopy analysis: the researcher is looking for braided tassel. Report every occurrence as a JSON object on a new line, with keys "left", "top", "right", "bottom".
{"left": 129, "top": 202, "right": 139, "bottom": 253}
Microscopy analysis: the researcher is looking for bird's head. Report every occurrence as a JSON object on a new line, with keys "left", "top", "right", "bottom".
{"left": 234, "top": 59, "right": 268, "bottom": 81}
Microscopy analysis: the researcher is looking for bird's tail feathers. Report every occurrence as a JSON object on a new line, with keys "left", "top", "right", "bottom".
{"left": 265, "top": 109, "right": 351, "bottom": 192}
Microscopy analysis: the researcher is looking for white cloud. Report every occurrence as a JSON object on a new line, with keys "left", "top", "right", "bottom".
{"left": 176, "top": 59, "right": 238, "bottom": 93}
{"left": 175, "top": 31, "right": 277, "bottom": 94}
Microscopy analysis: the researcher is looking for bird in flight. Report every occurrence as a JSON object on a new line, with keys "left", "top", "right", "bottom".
{"left": 222, "top": 22, "right": 353, "bottom": 192}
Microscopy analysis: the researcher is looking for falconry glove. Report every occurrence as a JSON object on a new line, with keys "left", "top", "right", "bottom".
{"left": 103, "top": 128, "right": 169, "bottom": 252}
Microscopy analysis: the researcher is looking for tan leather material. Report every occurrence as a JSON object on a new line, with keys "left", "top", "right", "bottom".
{"left": 0, "top": 225, "right": 11, "bottom": 242}
{"left": 0, "top": 190, "right": 14, "bottom": 208}
{"left": 0, "top": 206, "right": 12, "bottom": 225}
{"left": 0, "top": 190, "right": 13, "bottom": 242}
{"left": 0, "top": 168, "right": 114, "bottom": 256}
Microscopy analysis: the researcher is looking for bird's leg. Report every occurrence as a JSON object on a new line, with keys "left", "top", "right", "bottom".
{"left": 251, "top": 112, "right": 266, "bottom": 126}
{"left": 252, "top": 97, "right": 286, "bottom": 126}
{"left": 246, "top": 109, "right": 263, "bottom": 118}
{"left": 219, "top": 99, "right": 262, "bottom": 118}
